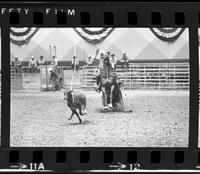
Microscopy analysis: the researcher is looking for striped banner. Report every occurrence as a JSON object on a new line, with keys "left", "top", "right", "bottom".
{"left": 10, "top": 27, "right": 185, "bottom": 45}
{"left": 150, "top": 28, "right": 185, "bottom": 42}
{"left": 74, "top": 27, "right": 114, "bottom": 44}
{"left": 10, "top": 27, "right": 39, "bottom": 45}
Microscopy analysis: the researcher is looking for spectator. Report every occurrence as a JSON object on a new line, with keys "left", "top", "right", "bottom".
{"left": 28, "top": 56, "right": 37, "bottom": 73}
{"left": 71, "top": 56, "right": 79, "bottom": 73}
{"left": 86, "top": 55, "right": 93, "bottom": 66}
{"left": 110, "top": 53, "right": 117, "bottom": 71}
{"left": 120, "top": 52, "right": 129, "bottom": 71}
{"left": 106, "top": 51, "right": 111, "bottom": 59}
{"left": 51, "top": 55, "right": 57, "bottom": 66}
{"left": 51, "top": 55, "right": 58, "bottom": 69}
{"left": 98, "top": 50, "right": 105, "bottom": 71}
{"left": 38, "top": 56, "right": 45, "bottom": 66}
{"left": 95, "top": 50, "right": 105, "bottom": 92}
{"left": 92, "top": 49, "right": 100, "bottom": 67}
{"left": 14, "top": 56, "right": 22, "bottom": 73}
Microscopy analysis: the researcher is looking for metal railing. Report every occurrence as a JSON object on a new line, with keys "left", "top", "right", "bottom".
{"left": 81, "top": 63, "right": 190, "bottom": 90}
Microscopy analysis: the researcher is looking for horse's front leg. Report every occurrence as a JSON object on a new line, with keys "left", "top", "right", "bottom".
{"left": 102, "top": 87, "right": 108, "bottom": 109}
{"left": 69, "top": 110, "right": 75, "bottom": 120}
{"left": 74, "top": 110, "right": 82, "bottom": 123}
{"left": 108, "top": 85, "right": 115, "bottom": 108}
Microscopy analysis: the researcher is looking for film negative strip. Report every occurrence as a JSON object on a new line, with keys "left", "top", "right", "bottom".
{"left": 0, "top": 1, "right": 200, "bottom": 173}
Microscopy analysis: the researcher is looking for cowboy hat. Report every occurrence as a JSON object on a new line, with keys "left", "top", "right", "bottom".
{"left": 100, "top": 50, "right": 105, "bottom": 55}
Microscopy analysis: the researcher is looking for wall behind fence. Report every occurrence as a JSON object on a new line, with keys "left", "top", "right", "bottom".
{"left": 10, "top": 28, "right": 189, "bottom": 63}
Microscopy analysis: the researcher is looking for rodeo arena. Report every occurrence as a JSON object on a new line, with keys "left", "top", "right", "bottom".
{"left": 10, "top": 28, "right": 190, "bottom": 147}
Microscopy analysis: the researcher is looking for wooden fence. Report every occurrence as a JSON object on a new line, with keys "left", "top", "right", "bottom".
{"left": 81, "top": 62, "right": 190, "bottom": 90}
{"left": 10, "top": 62, "right": 190, "bottom": 90}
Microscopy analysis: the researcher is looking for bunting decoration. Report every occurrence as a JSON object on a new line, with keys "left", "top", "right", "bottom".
{"left": 10, "top": 27, "right": 39, "bottom": 46}
{"left": 150, "top": 28, "right": 185, "bottom": 42}
{"left": 9, "top": 27, "right": 186, "bottom": 46}
{"left": 74, "top": 28, "right": 114, "bottom": 44}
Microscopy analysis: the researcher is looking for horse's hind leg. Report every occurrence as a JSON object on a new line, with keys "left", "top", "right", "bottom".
{"left": 108, "top": 85, "right": 115, "bottom": 108}
{"left": 79, "top": 106, "right": 84, "bottom": 116}
{"left": 81, "top": 104, "right": 87, "bottom": 115}
{"left": 102, "top": 87, "right": 108, "bottom": 109}
{"left": 74, "top": 110, "right": 82, "bottom": 123}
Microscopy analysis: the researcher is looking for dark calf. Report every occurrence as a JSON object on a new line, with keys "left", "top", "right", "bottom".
{"left": 64, "top": 88, "right": 87, "bottom": 123}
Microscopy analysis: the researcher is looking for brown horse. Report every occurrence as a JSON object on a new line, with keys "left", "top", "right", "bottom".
{"left": 100, "top": 56, "right": 123, "bottom": 110}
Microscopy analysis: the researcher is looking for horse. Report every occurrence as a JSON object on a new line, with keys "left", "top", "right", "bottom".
{"left": 100, "top": 56, "right": 123, "bottom": 110}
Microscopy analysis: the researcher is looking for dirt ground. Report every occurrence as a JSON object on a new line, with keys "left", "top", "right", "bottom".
{"left": 10, "top": 90, "right": 189, "bottom": 147}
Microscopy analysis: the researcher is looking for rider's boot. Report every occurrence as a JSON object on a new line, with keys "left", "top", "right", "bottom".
{"left": 96, "top": 75, "right": 102, "bottom": 93}
{"left": 96, "top": 83, "right": 101, "bottom": 93}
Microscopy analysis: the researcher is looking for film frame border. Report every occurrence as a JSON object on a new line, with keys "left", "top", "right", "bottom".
{"left": 0, "top": 1, "right": 199, "bottom": 172}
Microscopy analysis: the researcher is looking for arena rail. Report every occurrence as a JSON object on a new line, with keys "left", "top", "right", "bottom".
{"left": 10, "top": 62, "right": 190, "bottom": 91}
{"left": 81, "top": 62, "right": 190, "bottom": 90}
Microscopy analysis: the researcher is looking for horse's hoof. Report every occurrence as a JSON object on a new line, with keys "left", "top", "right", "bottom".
{"left": 79, "top": 120, "right": 82, "bottom": 124}
{"left": 104, "top": 106, "right": 109, "bottom": 110}
{"left": 108, "top": 104, "right": 113, "bottom": 108}
{"left": 68, "top": 118, "right": 72, "bottom": 121}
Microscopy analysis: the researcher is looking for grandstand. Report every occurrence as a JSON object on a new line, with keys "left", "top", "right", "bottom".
{"left": 10, "top": 28, "right": 190, "bottom": 91}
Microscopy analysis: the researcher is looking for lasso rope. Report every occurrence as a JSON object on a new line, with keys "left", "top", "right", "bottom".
{"left": 70, "top": 40, "right": 78, "bottom": 91}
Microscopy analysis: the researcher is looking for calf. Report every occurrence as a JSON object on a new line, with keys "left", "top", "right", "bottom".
{"left": 64, "top": 88, "right": 87, "bottom": 123}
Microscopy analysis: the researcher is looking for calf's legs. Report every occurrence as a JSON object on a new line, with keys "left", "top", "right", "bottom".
{"left": 68, "top": 109, "right": 82, "bottom": 123}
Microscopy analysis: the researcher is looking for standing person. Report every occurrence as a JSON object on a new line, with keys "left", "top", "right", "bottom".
{"left": 120, "top": 52, "right": 129, "bottom": 71}
{"left": 86, "top": 55, "right": 93, "bottom": 66}
{"left": 51, "top": 55, "right": 58, "bottom": 69}
{"left": 110, "top": 53, "right": 117, "bottom": 71}
{"left": 92, "top": 49, "right": 100, "bottom": 67}
{"left": 106, "top": 51, "right": 111, "bottom": 64}
{"left": 14, "top": 56, "right": 22, "bottom": 73}
{"left": 49, "top": 68, "right": 58, "bottom": 91}
{"left": 98, "top": 50, "right": 105, "bottom": 71}
{"left": 71, "top": 56, "right": 79, "bottom": 73}
{"left": 38, "top": 56, "right": 45, "bottom": 70}
{"left": 106, "top": 51, "right": 111, "bottom": 58}
{"left": 28, "top": 56, "right": 37, "bottom": 73}
{"left": 95, "top": 50, "right": 105, "bottom": 92}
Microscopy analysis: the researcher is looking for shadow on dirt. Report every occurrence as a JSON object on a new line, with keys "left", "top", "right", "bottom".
{"left": 96, "top": 104, "right": 133, "bottom": 113}
{"left": 68, "top": 120, "right": 92, "bottom": 126}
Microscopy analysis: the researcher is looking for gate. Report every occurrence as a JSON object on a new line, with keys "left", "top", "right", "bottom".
{"left": 40, "top": 66, "right": 64, "bottom": 91}
{"left": 40, "top": 65, "right": 53, "bottom": 91}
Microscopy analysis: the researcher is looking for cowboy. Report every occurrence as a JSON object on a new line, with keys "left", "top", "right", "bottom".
{"left": 51, "top": 55, "right": 58, "bottom": 68}
{"left": 110, "top": 53, "right": 117, "bottom": 71}
{"left": 120, "top": 52, "right": 129, "bottom": 71}
{"left": 106, "top": 51, "right": 111, "bottom": 59}
{"left": 14, "top": 56, "right": 22, "bottom": 73}
{"left": 92, "top": 49, "right": 100, "bottom": 67}
{"left": 71, "top": 56, "right": 79, "bottom": 73}
{"left": 95, "top": 50, "right": 105, "bottom": 92}
{"left": 86, "top": 55, "right": 93, "bottom": 66}
{"left": 98, "top": 50, "right": 105, "bottom": 71}
{"left": 28, "top": 56, "right": 37, "bottom": 73}
{"left": 38, "top": 56, "right": 45, "bottom": 70}
{"left": 38, "top": 56, "right": 45, "bottom": 66}
{"left": 49, "top": 68, "right": 58, "bottom": 91}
